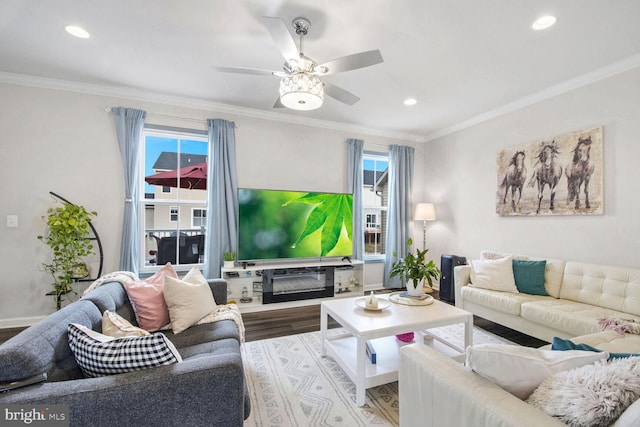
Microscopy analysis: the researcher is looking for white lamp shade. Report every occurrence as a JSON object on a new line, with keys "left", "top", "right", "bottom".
{"left": 414, "top": 203, "right": 436, "bottom": 221}
{"left": 279, "top": 73, "right": 324, "bottom": 110}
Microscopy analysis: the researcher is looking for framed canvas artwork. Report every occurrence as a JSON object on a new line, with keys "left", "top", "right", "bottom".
{"left": 496, "top": 126, "right": 603, "bottom": 216}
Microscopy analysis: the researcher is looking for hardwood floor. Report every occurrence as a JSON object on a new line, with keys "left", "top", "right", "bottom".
{"left": 242, "top": 291, "right": 548, "bottom": 347}
{"left": 0, "top": 291, "right": 548, "bottom": 347}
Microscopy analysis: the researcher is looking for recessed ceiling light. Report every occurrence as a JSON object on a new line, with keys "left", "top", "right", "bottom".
{"left": 404, "top": 98, "right": 417, "bottom": 106}
{"left": 65, "top": 25, "right": 90, "bottom": 39}
{"left": 532, "top": 15, "right": 556, "bottom": 30}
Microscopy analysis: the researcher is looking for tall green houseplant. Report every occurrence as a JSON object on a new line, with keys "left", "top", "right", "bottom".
{"left": 38, "top": 202, "right": 97, "bottom": 310}
{"left": 389, "top": 238, "right": 441, "bottom": 292}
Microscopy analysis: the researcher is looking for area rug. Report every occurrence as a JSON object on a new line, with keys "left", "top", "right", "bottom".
{"left": 241, "top": 325, "right": 514, "bottom": 427}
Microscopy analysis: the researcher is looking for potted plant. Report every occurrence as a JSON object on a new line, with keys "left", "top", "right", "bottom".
{"left": 223, "top": 252, "right": 235, "bottom": 269}
{"left": 389, "top": 238, "right": 441, "bottom": 296}
{"left": 38, "top": 202, "right": 96, "bottom": 310}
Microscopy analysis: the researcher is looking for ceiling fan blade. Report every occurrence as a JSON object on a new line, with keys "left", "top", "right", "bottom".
{"left": 323, "top": 81, "right": 360, "bottom": 105}
{"left": 273, "top": 97, "right": 285, "bottom": 108}
{"left": 314, "top": 50, "right": 383, "bottom": 75}
{"left": 262, "top": 16, "right": 300, "bottom": 64}
{"left": 211, "top": 66, "right": 278, "bottom": 76}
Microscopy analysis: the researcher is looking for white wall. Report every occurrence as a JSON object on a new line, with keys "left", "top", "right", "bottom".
{"left": 422, "top": 67, "right": 640, "bottom": 269}
{"left": 0, "top": 82, "right": 421, "bottom": 326}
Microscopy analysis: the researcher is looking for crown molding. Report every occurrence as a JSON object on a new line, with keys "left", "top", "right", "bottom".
{"left": 0, "top": 71, "right": 424, "bottom": 142}
{"left": 425, "top": 53, "right": 640, "bottom": 142}
{"left": 3, "top": 52, "right": 639, "bottom": 145}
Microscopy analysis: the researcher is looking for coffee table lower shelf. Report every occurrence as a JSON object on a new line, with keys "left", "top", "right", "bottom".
{"left": 323, "top": 331, "right": 467, "bottom": 392}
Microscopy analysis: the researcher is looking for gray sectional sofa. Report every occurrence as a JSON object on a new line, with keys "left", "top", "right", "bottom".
{"left": 0, "top": 280, "right": 250, "bottom": 426}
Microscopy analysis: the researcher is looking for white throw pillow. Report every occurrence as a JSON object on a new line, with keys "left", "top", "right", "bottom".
{"left": 469, "top": 256, "right": 519, "bottom": 293}
{"left": 102, "top": 311, "right": 150, "bottom": 337}
{"left": 466, "top": 343, "right": 609, "bottom": 400}
{"left": 163, "top": 267, "right": 217, "bottom": 334}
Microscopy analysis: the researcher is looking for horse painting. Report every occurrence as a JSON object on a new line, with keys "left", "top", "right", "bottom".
{"left": 565, "top": 136, "right": 595, "bottom": 209}
{"left": 500, "top": 151, "right": 526, "bottom": 212}
{"left": 527, "top": 140, "right": 563, "bottom": 214}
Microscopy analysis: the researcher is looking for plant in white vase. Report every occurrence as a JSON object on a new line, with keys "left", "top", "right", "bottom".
{"left": 389, "top": 238, "right": 441, "bottom": 296}
{"left": 223, "top": 252, "right": 235, "bottom": 268}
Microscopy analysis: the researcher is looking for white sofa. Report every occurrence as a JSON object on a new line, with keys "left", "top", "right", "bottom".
{"left": 398, "top": 255, "right": 640, "bottom": 427}
{"left": 399, "top": 342, "right": 640, "bottom": 427}
{"left": 454, "top": 258, "right": 640, "bottom": 342}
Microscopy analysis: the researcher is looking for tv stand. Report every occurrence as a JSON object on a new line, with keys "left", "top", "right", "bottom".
{"left": 221, "top": 259, "right": 364, "bottom": 313}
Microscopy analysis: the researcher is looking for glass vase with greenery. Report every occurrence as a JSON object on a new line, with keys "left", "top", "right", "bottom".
{"left": 38, "top": 202, "right": 96, "bottom": 310}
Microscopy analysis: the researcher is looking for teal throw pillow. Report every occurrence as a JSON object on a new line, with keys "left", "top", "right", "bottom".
{"left": 552, "top": 337, "right": 640, "bottom": 361}
{"left": 512, "top": 260, "right": 547, "bottom": 295}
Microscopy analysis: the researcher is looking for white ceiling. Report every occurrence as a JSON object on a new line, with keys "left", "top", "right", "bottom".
{"left": 1, "top": 1, "right": 640, "bottom": 141}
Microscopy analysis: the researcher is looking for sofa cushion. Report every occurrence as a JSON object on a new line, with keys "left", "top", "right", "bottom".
{"left": 0, "top": 299, "right": 102, "bottom": 382}
{"left": 560, "top": 261, "right": 640, "bottom": 316}
{"left": 164, "top": 268, "right": 217, "bottom": 334}
{"left": 164, "top": 320, "right": 240, "bottom": 349}
{"left": 521, "top": 299, "right": 640, "bottom": 337}
{"left": 568, "top": 330, "right": 640, "bottom": 354}
{"left": 466, "top": 343, "right": 607, "bottom": 400}
{"left": 102, "top": 311, "right": 149, "bottom": 337}
{"left": 460, "top": 286, "right": 549, "bottom": 316}
{"left": 512, "top": 260, "right": 548, "bottom": 296}
{"left": 81, "top": 282, "right": 136, "bottom": 324}
{"left": 527, "top": 357, "right": 640, "bottom": 426}
{"left": 469, "top": 256, "right": 518, "bottom": 293}
{"left": 177, "top": 336, "right": 240, "bottom": 360}
{"left": 615, "top": 398, "right": 640, "bottom": 427}
{"left": 68, "top": 323, "right": 182, "bottom": 378}
{"left": 539, "top": 258, "right": 566, "bottom": 299}
{"left": 551, "top": 336, "right": 640, "bottom": 360}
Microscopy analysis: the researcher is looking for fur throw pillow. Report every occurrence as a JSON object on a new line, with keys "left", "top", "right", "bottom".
{"left": 527, "top": 357, "right": 640, "bottom": 427}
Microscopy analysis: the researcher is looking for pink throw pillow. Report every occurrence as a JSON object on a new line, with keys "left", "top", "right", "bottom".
{"left": 123, "top": 263, "right": 178, "bottom": 331}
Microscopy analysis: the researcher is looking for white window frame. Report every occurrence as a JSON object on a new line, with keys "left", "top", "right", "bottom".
{"left": 363, "top": 151, "right": 388, "bottom": 262}
{"left": 191, "top": 208, "right": 206, "bottom": 228}
{"left": 170, "top": 206, "right": 178, "bottom": 222}
{"left": 139, "top": 127, "right": 208, "bottom": 273}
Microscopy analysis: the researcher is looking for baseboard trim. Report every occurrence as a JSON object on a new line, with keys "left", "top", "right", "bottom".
{"left": 0, "top": 316, "right": 46, "bottom": 329}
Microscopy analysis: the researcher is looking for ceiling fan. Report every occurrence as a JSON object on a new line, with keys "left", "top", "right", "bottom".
{"left": 212, "top": 16, "right": 384, "bottom": 111}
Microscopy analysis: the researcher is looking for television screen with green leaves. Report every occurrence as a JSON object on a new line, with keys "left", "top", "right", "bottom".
{"left": 237, "top": 188, "right": 353, "bottom": 261}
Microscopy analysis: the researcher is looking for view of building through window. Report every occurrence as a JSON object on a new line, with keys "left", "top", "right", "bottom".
{"left": 363, "top": 153, "right": 388, "bottom": 258}
{"left": 141, "top": 129, "right": 208, "bottom": 270}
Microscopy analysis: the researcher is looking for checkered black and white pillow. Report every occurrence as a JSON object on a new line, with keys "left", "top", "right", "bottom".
{"left": 68, "top": 323, "right": 182, "bottom": 378}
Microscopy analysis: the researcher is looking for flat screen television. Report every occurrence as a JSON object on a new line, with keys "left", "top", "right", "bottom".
{"left": 237, "top": 188, "right": 353, "bottom": 261}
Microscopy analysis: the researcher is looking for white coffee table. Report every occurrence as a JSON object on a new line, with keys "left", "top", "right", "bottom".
{"left": 320, "top": 294, "right": 473, "bottom": 406}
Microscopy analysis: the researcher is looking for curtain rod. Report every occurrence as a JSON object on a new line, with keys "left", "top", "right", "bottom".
{"left": 104, "top": 108, "right": 238, "bottom": 127}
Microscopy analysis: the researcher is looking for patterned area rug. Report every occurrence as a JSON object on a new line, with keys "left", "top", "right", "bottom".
{"left": 241, "top": 325, "right": 514, "bottom": 427}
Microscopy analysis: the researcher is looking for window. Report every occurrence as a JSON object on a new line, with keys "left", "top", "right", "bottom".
{"left": 362, "top": 152, "right": 389, "bottom": 258}
{"left": 192, "top": 208, "right": 206, "bottom": 228}
{"left": 141, "top": 127, "right": 208, "bottom": 271}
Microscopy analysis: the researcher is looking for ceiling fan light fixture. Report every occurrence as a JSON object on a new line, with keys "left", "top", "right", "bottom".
{"left": 279, "top": 73, "right": 324, "bottom": 110}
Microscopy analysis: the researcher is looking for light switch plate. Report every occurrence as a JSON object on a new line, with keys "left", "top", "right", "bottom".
{"left": 7, "top": 215, "right": 18, "bottom": 228}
